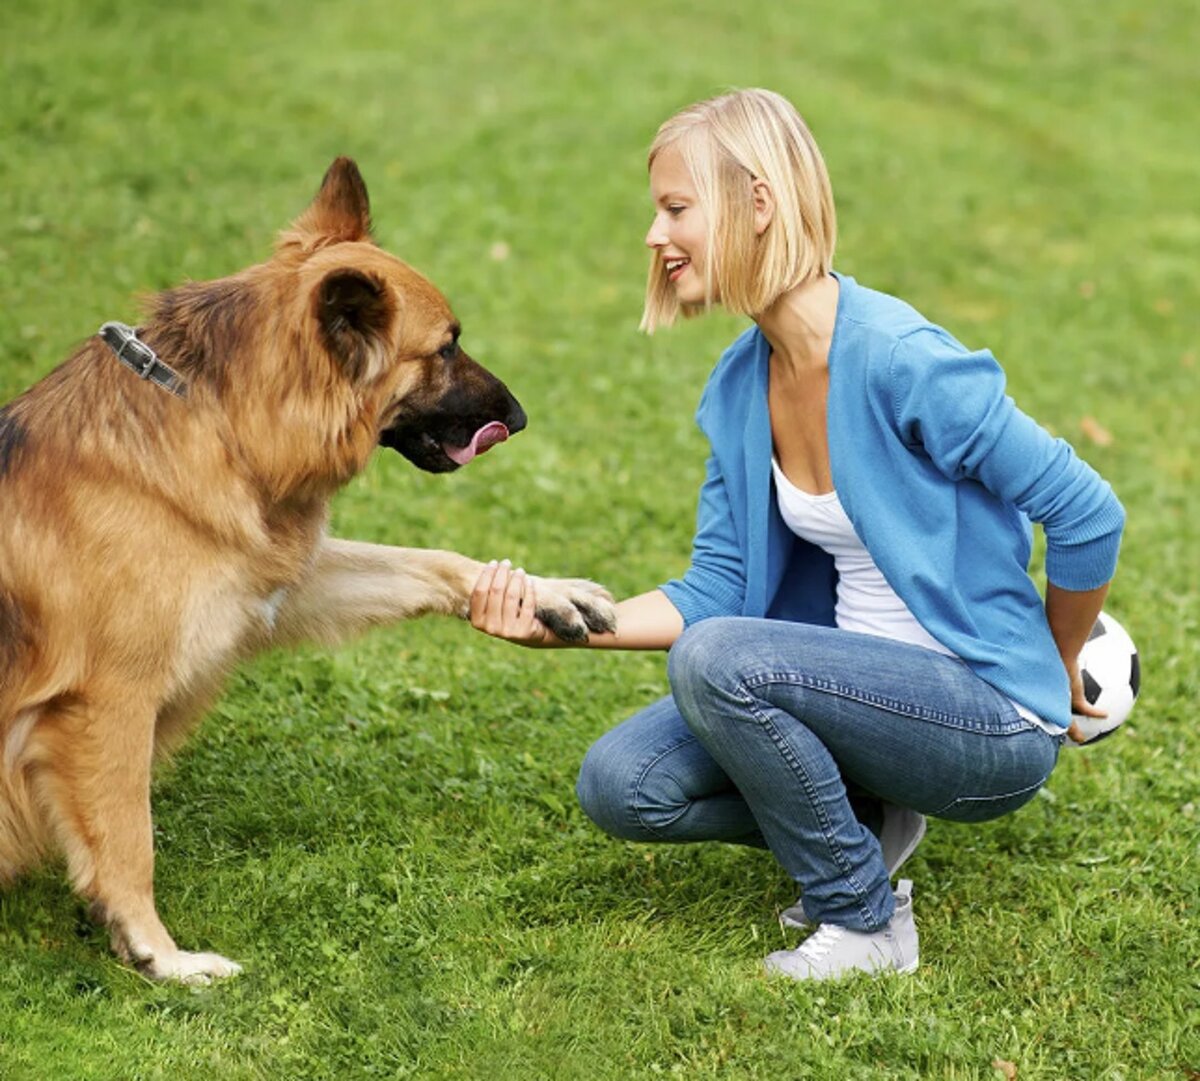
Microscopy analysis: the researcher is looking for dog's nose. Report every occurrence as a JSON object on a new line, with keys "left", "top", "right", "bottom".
{"left": 507, "top": 398, "right": 528, "bottom": 436}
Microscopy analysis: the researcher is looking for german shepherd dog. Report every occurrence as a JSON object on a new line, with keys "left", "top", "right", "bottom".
{"left": 0, "top": 159, "right": 615, "bottom": 982}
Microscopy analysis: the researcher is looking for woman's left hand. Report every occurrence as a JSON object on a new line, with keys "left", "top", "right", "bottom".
{"left": 1065, "top": 655, "right": 1107, "bottom": 743}
{"left": 1046, "top": 583, "right": 1111, "bottom": 744}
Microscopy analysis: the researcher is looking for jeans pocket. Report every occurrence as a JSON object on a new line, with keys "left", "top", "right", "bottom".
{"left": 933, "top": 778, "right": 1046, "bottom": 823}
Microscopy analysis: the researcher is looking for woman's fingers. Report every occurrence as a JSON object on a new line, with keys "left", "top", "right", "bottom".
{"left": 516, "top": 574, "right": 538, "bottom": 636}
{"left": 484, "top": 559, "right": 513, "bottom": 635}
{"left": 502, "top": 566, "right": 525, "bottom": 627}
{"left": 1065, "top": 659, "right": 1107, "bottom": 743}
{"left": 470, "top": 560, "right": 500, "bottom": 628}
{"left": 1072, "top": 693, "right": 1107, "bottom": 718}
{"left": 1067, "top": 660, "right": 1108, "bottom": 719}
{"left": 470, "top": 561, "right": 545, "bottom": 644}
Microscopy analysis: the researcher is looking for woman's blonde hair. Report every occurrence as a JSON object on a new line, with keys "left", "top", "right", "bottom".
{"left": 640, "top": 88, "right": 836, "bottom": 333}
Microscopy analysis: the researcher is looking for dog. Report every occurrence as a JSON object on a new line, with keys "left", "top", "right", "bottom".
{"left": 0, "top": 158, "right": 615, "bottom": 983}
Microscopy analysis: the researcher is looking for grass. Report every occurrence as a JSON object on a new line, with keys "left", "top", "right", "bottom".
{"left": 1, "top": 0, "right": 1198, "bottom": 1077}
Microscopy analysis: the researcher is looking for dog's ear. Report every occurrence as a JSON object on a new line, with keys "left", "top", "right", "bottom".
{"left": 316, "top": 268, "right": 394, "bottom": 380}
{"left": 286, "top": 157, "right": 373, "bottom": 247}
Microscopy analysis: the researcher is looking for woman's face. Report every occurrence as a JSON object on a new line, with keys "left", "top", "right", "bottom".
{"left": 645, "top": 142, "right": 712, "bottom": 306}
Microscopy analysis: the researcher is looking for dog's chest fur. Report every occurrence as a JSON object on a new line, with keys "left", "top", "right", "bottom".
{"left": 168, "top": 520, "right": 320, "bottom": 697}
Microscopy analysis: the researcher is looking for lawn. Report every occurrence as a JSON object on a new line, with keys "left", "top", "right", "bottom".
{"left": 1, "top": 0, "right": 1197, "bottom": 1078}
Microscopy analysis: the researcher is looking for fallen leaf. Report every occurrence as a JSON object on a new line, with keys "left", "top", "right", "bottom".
{"left": 1080, "top": 416, "right": 1114, "bottom": 447}
{"left": 992, "top": 1059, "right": 1018, "bottom": 1080}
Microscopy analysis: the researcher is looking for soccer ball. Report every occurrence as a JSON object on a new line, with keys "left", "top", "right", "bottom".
{"left": 1067, "top": 611, "right": 1140, "bottom": 746}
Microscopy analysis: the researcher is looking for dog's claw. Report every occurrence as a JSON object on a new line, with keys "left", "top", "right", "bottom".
{"left": 531, "top": 577, "right": 616, "bottom": 642}
{"left": 538, "top": 608, "right": 589, "bottom": 642}
{"left": 577, "top": 598, "right": 617, "bottom": 635}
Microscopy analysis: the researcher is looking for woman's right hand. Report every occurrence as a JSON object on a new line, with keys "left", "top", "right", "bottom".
{"left": 470, "top": 560, "right": 559, "bottom": 647}
{"left": 470, "top": 567, "right": 679, "bottom": 652}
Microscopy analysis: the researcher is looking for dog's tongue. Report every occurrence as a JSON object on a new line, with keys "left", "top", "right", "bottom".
{"left": 444, "top": 422, "right": 510, "bottom": 466}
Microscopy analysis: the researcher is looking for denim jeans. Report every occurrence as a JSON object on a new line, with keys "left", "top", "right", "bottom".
{"left": 576, "top": 617, "right": 1063, "bottom": 932}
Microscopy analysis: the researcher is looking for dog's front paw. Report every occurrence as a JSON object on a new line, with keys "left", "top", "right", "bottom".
{"left": 141, "top": 949, "right": 243, "bottom": 985}
{"left": 531, "top": 577, "right": 617, "bottom": 642}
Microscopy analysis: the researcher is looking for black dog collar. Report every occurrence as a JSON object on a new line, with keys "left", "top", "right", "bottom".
{"left": 98, "top": 322, "right": 188, "bottom": 400}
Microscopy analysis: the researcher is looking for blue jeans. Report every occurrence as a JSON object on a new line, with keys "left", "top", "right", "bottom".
{"left": 576, "top": 618, "right": 1063, "bottom": 932}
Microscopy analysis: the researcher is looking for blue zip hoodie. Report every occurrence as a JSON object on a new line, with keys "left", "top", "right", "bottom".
{"left": 659, "top": 273, "right": 1125, "bottom": 730}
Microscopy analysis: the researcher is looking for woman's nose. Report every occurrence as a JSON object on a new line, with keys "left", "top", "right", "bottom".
{"left": 645, "top": 215, "right": 667, "bottom": 249}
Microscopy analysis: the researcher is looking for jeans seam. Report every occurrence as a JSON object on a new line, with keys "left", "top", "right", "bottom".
{"left": 930, "top": 769, "right": 1054, "bottom": 817}
{"left": 737, "top": 683, "right": 883, "bottom": 929}
{"left": 743, "top": 670, "right": 1027, "bottom": 734}
{"left": 630, "top": 735, "right": 700, "bottom": 839}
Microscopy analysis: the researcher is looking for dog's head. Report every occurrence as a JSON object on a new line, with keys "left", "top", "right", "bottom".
{"left": 146, "top": 159, "right": 526, "bottom": 494}
{"left": 279, "top": 158, "right": 527, "bottom": 475}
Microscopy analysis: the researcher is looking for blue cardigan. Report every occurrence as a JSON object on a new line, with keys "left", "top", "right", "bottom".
{"left": 659, "top": 273, "right": 1125, "bottom": 730}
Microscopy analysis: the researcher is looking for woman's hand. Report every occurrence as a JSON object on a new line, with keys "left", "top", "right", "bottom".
{"left": 1065, "top": 655, "right": 1107, "bottom": 743}
{"left": 470, "top": 560, "right": 559, "bottom": 647}
{"left": 1046, "top": 582, "right": 1110, "bottom": 744}
{"left": 470, "top": 567, "right": 682, "bottom": 652}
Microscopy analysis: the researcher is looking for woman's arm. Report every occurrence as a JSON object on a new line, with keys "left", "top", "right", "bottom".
{"left": 889, "top": 329, "right": 1126, "bottom": 594}
{"left": 889, "top": 330, "right": 1125, "bottom": 732}
{"left": 470, "top": 561, "right": 683, "bottom": 650}
{"left": 1046, "top": 580, "right": 1110, "bottom": 740}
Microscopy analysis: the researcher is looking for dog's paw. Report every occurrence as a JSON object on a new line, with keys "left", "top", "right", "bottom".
{"left": 532, "top": 577, "right": 617, "bottom": 642}
{"left": 142, "top": 949, "right": 243, "bottom": 985}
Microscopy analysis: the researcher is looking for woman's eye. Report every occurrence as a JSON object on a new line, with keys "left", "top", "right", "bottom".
{"left": 668, "top": 205, "right": 685, "bottom": 217}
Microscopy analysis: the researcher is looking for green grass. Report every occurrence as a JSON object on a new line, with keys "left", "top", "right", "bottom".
{"left": 2, "top": 0, "right": 1198, "bottom": 1077}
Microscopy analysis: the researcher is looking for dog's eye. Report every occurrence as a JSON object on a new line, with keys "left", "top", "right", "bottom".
{"left": 437, "top": 341, "right": 459, "bottom": 361}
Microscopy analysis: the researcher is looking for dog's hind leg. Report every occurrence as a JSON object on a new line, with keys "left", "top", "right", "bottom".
{"left": 27, "top": 691, "right": 241, "bottom": 983}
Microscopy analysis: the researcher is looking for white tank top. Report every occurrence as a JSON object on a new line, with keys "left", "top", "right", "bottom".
{"left": 771, "top": 459, "right": 1052, "bottom": 732}
{"left": 771, "top": 459, "right": 950, "bottom": 654}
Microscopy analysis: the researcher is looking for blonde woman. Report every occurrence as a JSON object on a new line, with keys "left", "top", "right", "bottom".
{"left": 471, "top": 89, "right": 1123, "bottom": 981}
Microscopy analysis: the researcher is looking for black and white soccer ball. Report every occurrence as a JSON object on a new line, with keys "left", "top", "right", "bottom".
{"left": 1067, "top": 611, "right": 1140, "bottom": 746}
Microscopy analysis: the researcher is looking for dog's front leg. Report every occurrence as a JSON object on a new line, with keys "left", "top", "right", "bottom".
{"left": 269, "top": 537, "right": 615, "bottom": 648}
{"left": 269, "top": 538, "right": 483, "bottom": 648}
{"left": 29, "top": 694, "right": 241, "bottom": 983}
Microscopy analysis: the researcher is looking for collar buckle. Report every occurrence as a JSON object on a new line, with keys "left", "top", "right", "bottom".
{"left": 116, "top": 331, "right": 158, "bottom": 379}
{"left": 97, "top": 322, "right": 189, "bottom": 399}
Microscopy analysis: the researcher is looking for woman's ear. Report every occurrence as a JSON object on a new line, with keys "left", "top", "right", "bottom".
{"left": 751, "top": 178, "right": 775, "bottom": 236}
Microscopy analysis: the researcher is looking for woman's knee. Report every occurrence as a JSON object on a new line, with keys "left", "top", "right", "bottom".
{"left": 576, "top": 722, "right": 706, "bottom": 842}
{"left": 668, "top": 619, "right": 740, "bottom": 700}
{"left": 667, "top": 618, "right": 753, "bottom": 731}
{"left": 575, "top": 730, "right": 645, "bottom": 840}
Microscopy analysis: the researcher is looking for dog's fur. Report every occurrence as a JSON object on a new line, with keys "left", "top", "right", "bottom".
{"left": 0, "top": 159, "right": 614, "bottom": 982}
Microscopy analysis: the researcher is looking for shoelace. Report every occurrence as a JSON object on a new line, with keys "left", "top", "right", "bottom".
{"left": 795, "top": 923, "right": 848, "bottom": 961}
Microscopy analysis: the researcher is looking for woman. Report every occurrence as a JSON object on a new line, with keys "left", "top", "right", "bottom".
{"left": 470, "top": 89, "right": 1124, "bottom": 981}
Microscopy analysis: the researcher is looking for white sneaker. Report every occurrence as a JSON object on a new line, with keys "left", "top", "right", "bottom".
{"left": 780, "top": 803, "right": 926, "bottom": 930}
{"left": 765, "top": 880, "right": 919, "bottom": 981}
